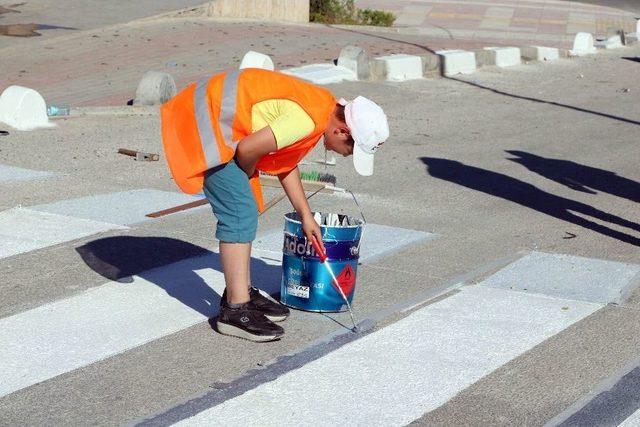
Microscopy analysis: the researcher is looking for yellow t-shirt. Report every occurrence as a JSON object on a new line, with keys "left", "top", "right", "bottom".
{"left": 251, "top": 99, "right": 315, "bottom": 150}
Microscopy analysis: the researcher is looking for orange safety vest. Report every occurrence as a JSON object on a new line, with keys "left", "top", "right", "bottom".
{"left": 160, "top": 68, "right": 337, "bottom": 212}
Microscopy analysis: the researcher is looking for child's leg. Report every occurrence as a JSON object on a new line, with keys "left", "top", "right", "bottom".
{"left": 220, "top": 242, "right": 251, "bottom": 304}
{"left": 203, "top": 159, "right": 259, "bottom": 304}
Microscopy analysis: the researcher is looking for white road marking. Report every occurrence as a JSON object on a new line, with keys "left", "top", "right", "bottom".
{"left": 0, "top": 164, "right": 55, "bottom": 182}
{"left": 0, "top": 249, "right": 281, "bottom": 398}
{"left": 0, "top": 208, "right": 127, "bottom": 259}
{"left": 174, "top": 286, "right": 601, "bottom": 426}
{"left": 619, "top": 409, "right": 640, "bottom": 427}
{"left": 253, "top": 223, "right": 435, "bottom": 264}
{"left": 481, "top": 251, "right": 640, "bottom": 304}
{"left": 29, "top": 189, "right": 201, "bottom": 225}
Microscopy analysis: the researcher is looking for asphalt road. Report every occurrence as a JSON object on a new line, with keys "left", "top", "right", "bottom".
{"left": 1, "top": 41, "right": 639, "bottom": 425}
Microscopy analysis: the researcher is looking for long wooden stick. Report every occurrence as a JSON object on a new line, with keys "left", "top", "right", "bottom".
{"left": 146, "top": 175, "right": 336, "bottom": 219}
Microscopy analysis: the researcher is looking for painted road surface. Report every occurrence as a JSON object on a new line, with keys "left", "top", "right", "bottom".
{"left": 0, "top": 220, "right": 432, "bottom": 399}
{"left": 0, "top": 189, "right": 201, "bottom": 260}
{"left": 173, "top": 285, "right": 601, "bottom": 426}
{"left": 150, "top": 251, "right": 640, "bottom": 426}
{"left": 0, "top": 249, "right": 281, "bottom": 398}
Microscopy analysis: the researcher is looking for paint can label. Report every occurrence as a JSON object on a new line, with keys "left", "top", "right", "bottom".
{"left": 287, "top": 284, "right": 310, "bottom": 299}
{"left": 283, "top": 234, "right": 359, "bottom": 261}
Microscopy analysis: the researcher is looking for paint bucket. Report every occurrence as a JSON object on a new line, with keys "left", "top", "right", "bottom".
{"left": 280, "top": 212, "right": 363, "bottom": 312}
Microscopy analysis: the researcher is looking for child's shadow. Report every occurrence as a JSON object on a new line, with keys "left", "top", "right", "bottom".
{"left": 76, "top": 236, "right": 282, "bottom": 318}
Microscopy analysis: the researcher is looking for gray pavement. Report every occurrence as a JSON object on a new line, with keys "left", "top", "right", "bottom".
{"left": 571, "top": 0, "right": 640, "bottom": 14}
{"left": 0, "top": 1, "right": 203, "bottom": 48}
{"left": 0, "top": 3, "right": 639, "bottom": 425}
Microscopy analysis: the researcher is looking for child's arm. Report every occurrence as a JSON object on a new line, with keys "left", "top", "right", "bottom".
{"left": 235, "top": 126, "right": 278, "bottom": 177}
{"left": 278, "top": 167, "right": 326, "bottom": 254}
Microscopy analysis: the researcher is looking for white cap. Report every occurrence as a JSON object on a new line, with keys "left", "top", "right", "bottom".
{"left": 339, "top": 96, "right": 389, "bottom": 176}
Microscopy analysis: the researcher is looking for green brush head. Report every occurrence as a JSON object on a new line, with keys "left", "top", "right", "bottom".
{"left": 300, "top": 171, "right": 337, "bottom": 185}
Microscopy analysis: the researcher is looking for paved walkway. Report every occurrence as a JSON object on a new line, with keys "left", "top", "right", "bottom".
{"left": 357, "top": 0, "right": 638, "bottom": 46}
{"left": 0, "top": 0, "right": 637, "bottom": 108}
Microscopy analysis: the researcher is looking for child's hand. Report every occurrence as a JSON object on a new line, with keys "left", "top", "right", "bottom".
{"left": 302, "top": 213, "right": 325, "bottom": 255}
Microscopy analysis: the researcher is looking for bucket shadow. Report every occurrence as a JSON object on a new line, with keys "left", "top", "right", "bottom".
{"left": 421, "top": 157, "right": 640, "bottom": 246}
{"left": 76, "top": 236, "right": 282, "bottom": 318}
{"left": 506, "top": 150, "right": 640, "bottom": 203}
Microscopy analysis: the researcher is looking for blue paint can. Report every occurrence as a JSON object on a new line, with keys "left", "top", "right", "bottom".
{"left": 280, "top": 212, "right": 363, "bottom": 312}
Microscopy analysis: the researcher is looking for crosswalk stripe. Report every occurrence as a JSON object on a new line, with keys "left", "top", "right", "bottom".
{"left": 253, "top": 223, "right": 435, "bottom": 264}
{"left": 172, "top": 286, "right": 601, "bottom": 426}
{"left": 0, "top": 189, "right": 201, "bottom": 260}
{"left": 0, "top": 208, "right": 127, "bottom": 259}
{"left": 481, "top": 251, "right": 640, "bottom": 304}
{"left": 0, "top": 249, "right": 281, "bottom": 398}
{"left": 28, "top": 189, "right": 201, "bottom": 225}
{"left": 0, "top": 164, "right": 55, "bottom": 182}
{"left": 619, "top": 409, "right": 640, "bottom": 426}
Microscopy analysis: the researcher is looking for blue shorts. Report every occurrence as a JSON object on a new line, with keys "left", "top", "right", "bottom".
{"left": 203, "top": 159, "right": 258, "bottom": 243}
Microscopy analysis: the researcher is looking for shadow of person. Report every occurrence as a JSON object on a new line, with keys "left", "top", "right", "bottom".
{"left": 420, "top": 157, "right": 640, "bottom": 247}
{"left": 76, "top": 236, "right": 282, "bottom": 318}
{"left": 506, "top": 150, "right": 640, "bottom": 204}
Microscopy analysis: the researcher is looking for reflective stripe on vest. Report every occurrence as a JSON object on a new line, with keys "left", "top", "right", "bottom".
{"left": 220, "top": 70, "right": 239, "bottom": 149}
{"left": 193, "top": 70, "right": 240, "bottom": 169}
{"left": 194, "top": 78, "right": 219, "bottom": 167}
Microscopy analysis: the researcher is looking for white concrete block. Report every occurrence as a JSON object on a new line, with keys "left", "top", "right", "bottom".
{"left": 133, "top": 71, "right": 176, "bottom": 106}
{"left": 595, "top": 34, "right": 624, "bottom": 49}
{"left": 523, "top": 46, "right": 560, "bottom": 61}
{"left": 374, "top": 54, "right": 423, "bottom": 81}
{"left": 281, "top": 64, "right": 356, "bottom": 85}
{"left": 436, "top": 50, "right": 477, "bottom": 76}
{"left": 239, "top": 51, "right": 274, "bottom": 71}
{"left": 337, "top": 45, "right": 370, "bottom": 80}
{"left": 570, "top": 32, "right": 597, "bottom": 56}
{"left": 484, "top": 47, "right": 521, "bottom": 67}
{"left": 0, "top": 85, "right": 55, "bottom": 131}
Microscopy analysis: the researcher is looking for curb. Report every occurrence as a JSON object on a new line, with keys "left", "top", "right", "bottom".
{"left": 282, "top": 24, "right": 639, "bottom": 84}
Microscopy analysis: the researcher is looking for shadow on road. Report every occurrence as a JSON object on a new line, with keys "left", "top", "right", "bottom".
{"left": 506, "top": 150, "right": 640, "bottom": 203}
{"left": 445, "top": 76, "right": 640, "bottom": 127}
{"left": 76, "top": 236, "right": 281, "bottom": 318}
{"left": 420, "top": 157, "right": 640, "bottom": 246}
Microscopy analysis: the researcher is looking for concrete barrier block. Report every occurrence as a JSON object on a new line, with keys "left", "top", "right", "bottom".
{"left": 569, "top": 32, "right": 597, "bottom": 56}
{"left": 626, "top": 33, "right": 639, "bottom": 45}
{"left": 418, "top": 53, "right": 442, "bottom": 77}
{"left": 436, "top": 50, "right": 476, "bottom": 76}
{"left": 337, "top": 45, "right": 371, "bottom": 81}
{"left": 483, "top": 47, "right": 521, "bottom": 67}
{"left": 595, "top": 34, "right": 624, "bottom": 49}
{"left": 474, "top": 49, "right": 495, "bottom": 68}
{"left": 282, "top": 64, "right": 356, "bottom": 84}
{"left": 134, "top": 71, "right": 176, "bottom": 106}
{"left": 239, "top": 51, "right": 274, "bottom": 70}
{"left": 0, "top": 85, "right": 54, "bottom": 131}
{"left": 373, "top": 54, "right": 423, "bottom": 81}
{"left": 520, "top": 46, "right": 560, "bottom": 62}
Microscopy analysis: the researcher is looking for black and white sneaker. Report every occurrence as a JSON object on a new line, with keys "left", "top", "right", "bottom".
{"left": 249, "top": 287, "right": 290, "bottom": 322}
{"left": 221, "top": 287, "right": 290, "bottom": 322}
{"left": 216, "top": 300, "right": 284, "bottom": 342}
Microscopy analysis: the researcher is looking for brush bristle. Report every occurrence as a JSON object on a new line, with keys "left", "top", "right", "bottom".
{"left": 300, "top": 171, "right": 337, "bottom": 185}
